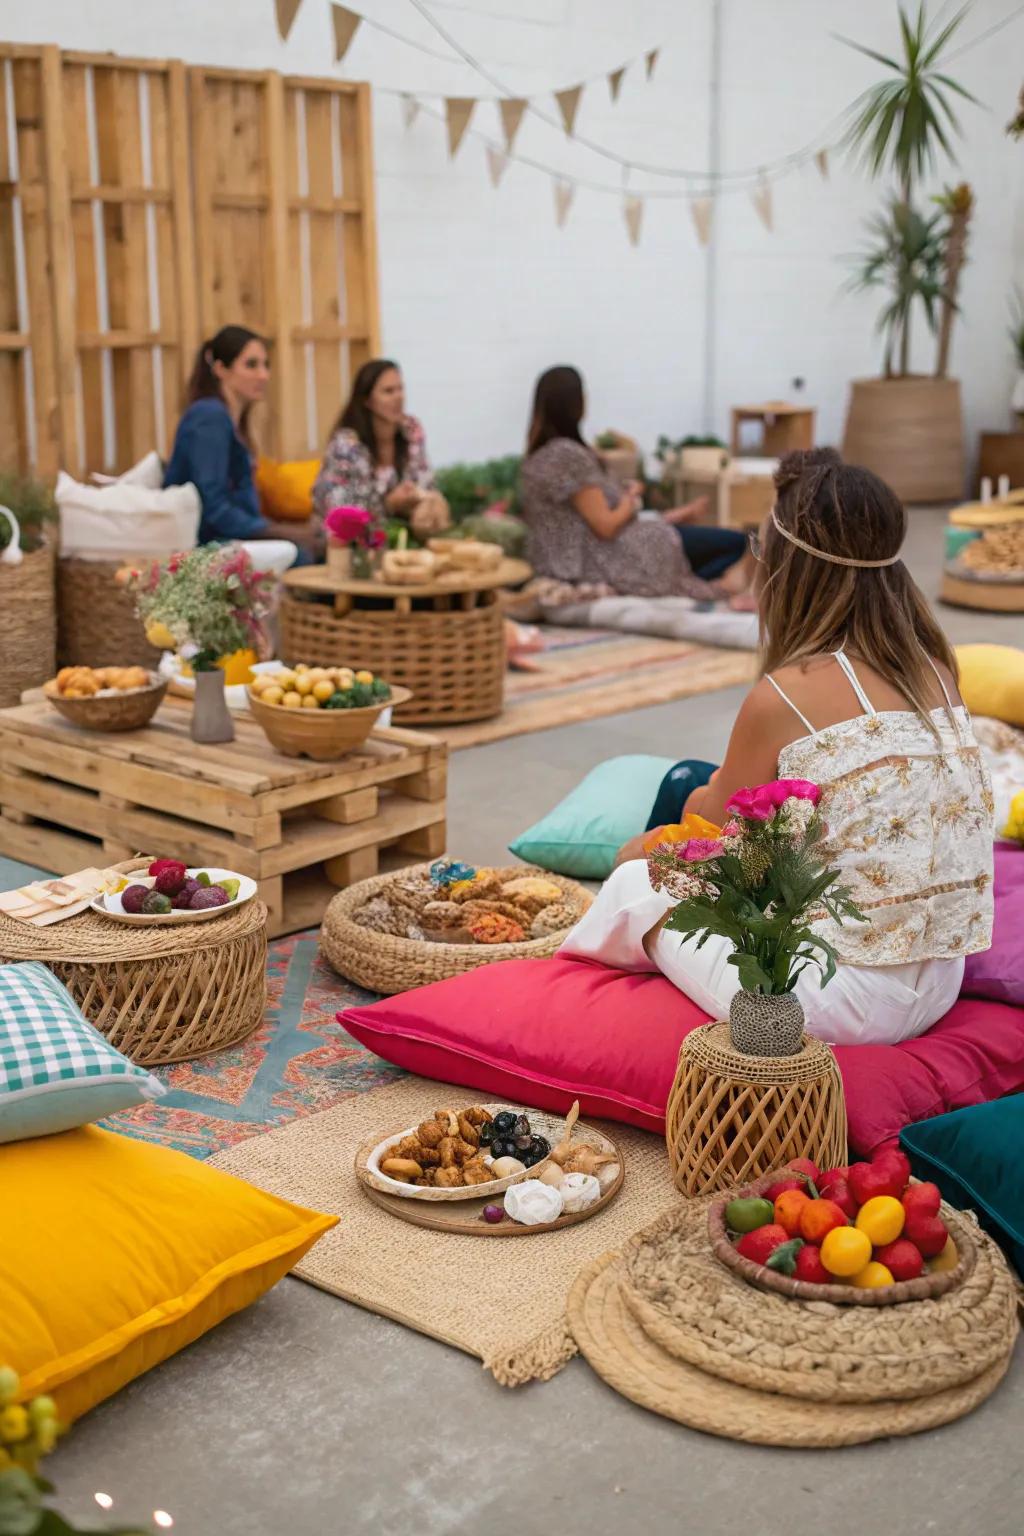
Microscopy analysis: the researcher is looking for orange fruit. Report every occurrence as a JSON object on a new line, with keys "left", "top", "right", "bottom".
{"left": 850, "top": 1261, "right": 895, "bottom": 1289}
{"left": 820, "top": 1226, "right": 872, "bottom": 1278}
{"left": 799, "top": 1198, "right": 849, "bottom": 1244}
{"left": 773, "top": 1188, "right": 811, "bottom": 1237}
{"left": 855, "top": 1195, "right": 905, "bottom": 1247}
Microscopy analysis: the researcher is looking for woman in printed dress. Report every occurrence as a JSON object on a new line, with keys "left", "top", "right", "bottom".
{"left": 312, "top": 359, "right": 447, "bottom": 554}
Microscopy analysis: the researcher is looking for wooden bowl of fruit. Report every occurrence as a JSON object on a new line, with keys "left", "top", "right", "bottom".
{"left": 708, "top": 1154, "right": 974, "bottom": 1307}
{"left": 247, "top": 665, "right": 411, "bottom": 761}
{"left": 44, "top": 666, "right": 167, "bottom": 732}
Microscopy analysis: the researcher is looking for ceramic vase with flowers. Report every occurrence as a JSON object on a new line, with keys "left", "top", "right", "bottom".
{"left": 123, "top": 544, "right": 273, "bottom": 744}
{"left": 324, "top": 505, "right": 386, "bottom": 580}
{"left": 646, "top": 780, "right": 863, "bottom": 1057}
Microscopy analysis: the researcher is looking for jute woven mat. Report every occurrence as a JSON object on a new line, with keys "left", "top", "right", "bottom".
{"left": 209, "top": 1075, "right": 679, "bottom": 1385}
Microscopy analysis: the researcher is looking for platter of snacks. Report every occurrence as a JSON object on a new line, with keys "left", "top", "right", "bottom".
{"left": 44, "top": 667, "right": 167, "bottom": 732}
{"left": 247, "top": 663, "right": 411, "bottom": 760}
{"left": 708, "top": 1150, "right": 974, "bottom": 1306}
{"left": 357, "top": 1100, "right": 624, "bottom": 1236}
{"left": 91, "top": 859, "right": 257, "bottom": 925}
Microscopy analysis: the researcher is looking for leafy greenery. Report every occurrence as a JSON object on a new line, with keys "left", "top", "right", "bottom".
{"left": 0, "top": 473, "right": 57, "bottom": 554}
{"left": 848, "top": 200, "right": 945, "bottom": 376}
{"left": 594, "top": 431, "right": 621, "bottom": 450}
{"left": 433, "top": 455, "right": 521, "bottom": 522}
{"left": 654, "top": 434, "right": 726, "bottom": 462}
{"left": 124, "top": 544, "right": 273, "bottom": 671}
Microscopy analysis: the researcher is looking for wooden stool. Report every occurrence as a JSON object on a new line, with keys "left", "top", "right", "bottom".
{"left": 665, "top": 1022, "right": 847, "bottom": 1196}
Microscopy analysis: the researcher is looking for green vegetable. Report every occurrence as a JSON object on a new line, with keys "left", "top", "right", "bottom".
{"left": 219, "top": 878, "right": 240, "bottom": 900}
{"left": 765, "top": 1238, "right": 804, "bottom": 1276}
{"left": 725, "top": 1197, "right": 775, "bottom": 1234}
{"left": 195, "top": 870, "right": 211, "bottom": 887}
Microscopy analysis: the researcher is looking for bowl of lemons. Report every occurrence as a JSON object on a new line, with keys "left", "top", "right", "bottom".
{"left": 247, "top": 664, "right": 411, "bottom": 760}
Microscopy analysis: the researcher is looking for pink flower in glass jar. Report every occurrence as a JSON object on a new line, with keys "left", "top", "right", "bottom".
{"left": 324, "top": 505, "right": 372, "bottom": 544}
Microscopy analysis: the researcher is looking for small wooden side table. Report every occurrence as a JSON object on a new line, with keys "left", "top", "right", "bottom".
{"left": 665, "top": 1021, "right": 848, "bottom": 1196}
{"left": 279, "top": 558, "right": 532, "bottom": 726}
{"left": 731, "top": 402, "right": 815, "bottom": 458}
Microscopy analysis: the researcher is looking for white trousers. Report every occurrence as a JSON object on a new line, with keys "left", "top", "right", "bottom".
{"left": 560, "top": 861, "right": 964, "bottom": 1048}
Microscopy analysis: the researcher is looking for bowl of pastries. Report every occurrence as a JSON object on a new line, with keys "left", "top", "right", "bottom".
{"left": 44, "top": 666, "right": 168, "bottom": 732}
{"left": 365, "top": 1103, "right": 557, "bottom": 1202}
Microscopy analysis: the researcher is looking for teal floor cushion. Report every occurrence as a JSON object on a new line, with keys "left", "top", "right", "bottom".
{"left": 509, "top": 754, "right": 676, "bottom": 879}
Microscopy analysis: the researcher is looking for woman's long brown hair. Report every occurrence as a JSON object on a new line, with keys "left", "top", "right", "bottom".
{"left": 758, "top": 449, "right": 957, "bottom": 728}
{"left": 185, "top": 325, "right": 264, "bottom": 450}
{"left": 330, "top": 358, "right": 409, "bottom": 479}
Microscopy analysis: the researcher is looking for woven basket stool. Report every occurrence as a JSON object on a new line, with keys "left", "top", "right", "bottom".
{"left": 0, "top": 897, "right": 268, "bottom": 1066}
{"left": 666, "top": 1021, "right": 847, "bottom": 1196}
{"left": 320, "top": 864, "right": 592, "bottom": 994}
{"left": 57, "top": 557, "right": 161, "bottom": 669}
{"left": 0, "top": 542, "right": 56, "bottom": 707}
{"left": 280, "top": 593, "right": 505, "bottom": 724}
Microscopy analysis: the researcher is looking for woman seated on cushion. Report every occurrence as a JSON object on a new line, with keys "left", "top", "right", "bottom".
{"left": 312, "top": 358, "right": 447, "bottom": 550}
{"left": 164, "top": 326, "right": 310, "bottom": 558}
{"left": 520, "top": 366, "right": 752, "bottom": 606}
{"left": 562, "top": 449, "right": 994, "bottom": 1047}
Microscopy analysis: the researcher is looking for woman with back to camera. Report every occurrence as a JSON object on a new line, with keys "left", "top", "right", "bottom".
{"left": 561, "top": 449, "right": 994, "bottom": 1047}
{"left": 519, "top": 365, "right": 752, "bottom": 604}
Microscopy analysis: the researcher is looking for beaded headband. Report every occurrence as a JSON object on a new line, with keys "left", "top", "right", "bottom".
{"left": 770, "top": 508, "right": 901, "bottom": 568}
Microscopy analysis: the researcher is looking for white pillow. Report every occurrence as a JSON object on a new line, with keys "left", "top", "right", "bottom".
{"left": 539, "top": 592, "right": 759, "bottom": 651}
{"left": 56, "top": 469, "right": 200, "bottom": 561}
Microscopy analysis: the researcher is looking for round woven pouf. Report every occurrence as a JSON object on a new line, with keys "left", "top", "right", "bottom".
{"left": 567, "top": 1201, "right": 1019, "bottom": 1447}
{"left": 57, "top": 556, "right": 161, "bottom": 668}
{"left": 666, "top": 1021, "right": 847, "bottom": 1196}
{"left": 0, "top": 899, "right": 268, "bottom": 1065}
{"left": 320, "top": 864, "right": 592, "bottom": 994}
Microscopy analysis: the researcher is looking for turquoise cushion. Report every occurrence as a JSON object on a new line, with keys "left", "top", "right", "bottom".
{"left": 509, "top": 755, "right": 676, "bottom": 879}
{"left": 0, "top": 961, "right": 165, "bottom": 1143}
{"left": 900, "top": 1096, "right": 1024, "bottom": 1272}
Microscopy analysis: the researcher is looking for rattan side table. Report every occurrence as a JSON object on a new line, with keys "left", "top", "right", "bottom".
{"left": 666, "top": 1021, "right": 847, "bottom": 1196}
{"left": 0, "top": 899, "right": 268, "bottom": 1066}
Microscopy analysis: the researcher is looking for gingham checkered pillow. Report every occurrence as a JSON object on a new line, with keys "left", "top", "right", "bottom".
{"left": 0, "top": 962, "right": 164, "bottom": 1144}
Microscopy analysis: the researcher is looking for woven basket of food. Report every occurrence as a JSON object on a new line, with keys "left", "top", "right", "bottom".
{"left": 320, "top": 861, "right": 592, "bottom": 993}
{"left": 43, "top": 666, "right": 167, "bottom": 731}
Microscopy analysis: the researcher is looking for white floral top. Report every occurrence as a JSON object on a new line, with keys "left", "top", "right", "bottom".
{"left": 772, "top": 652, "right": 994, "bottom": 967}
{"left": 311, "top": 414, "right": 434, "bottom": 538}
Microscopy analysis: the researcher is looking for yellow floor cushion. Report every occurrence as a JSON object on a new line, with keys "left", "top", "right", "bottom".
{"left": 255, "top": 455, "right": 319, "bottom": 521}
{"left": 0, "top": 1126, "right": 336, "bottom": 1422}
{"left": 956, "top": 644, "right": 1024, "bottom": 728}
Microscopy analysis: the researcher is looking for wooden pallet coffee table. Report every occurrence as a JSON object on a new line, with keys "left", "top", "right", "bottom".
{"left": 0, "top": 700, "right": 447, "bottom": 938}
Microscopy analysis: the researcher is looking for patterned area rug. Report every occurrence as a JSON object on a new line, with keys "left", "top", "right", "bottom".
{"left": 102, "top": 932, "right": 398, "bottom": 1159}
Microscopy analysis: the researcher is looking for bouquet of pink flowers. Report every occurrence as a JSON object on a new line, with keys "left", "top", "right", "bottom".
{"left": 323, "top": 504, "right": 387, "bottom": 577}
{"left": 648, "top": 779, "right": 863, "bottom": 996}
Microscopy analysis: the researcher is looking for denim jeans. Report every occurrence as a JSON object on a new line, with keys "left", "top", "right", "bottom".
{"left": 645, "top": 759, "right": 718, "bottom": 831}
{"left": 676, "top": 524, "right": 746, "bottom": 581}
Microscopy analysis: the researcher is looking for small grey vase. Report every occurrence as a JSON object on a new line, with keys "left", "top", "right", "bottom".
{"left": 728, "top": 990, "right": 805, "bottom": 1058}
{"left": 191, "top": 667, "right": 235, "bottom": 744}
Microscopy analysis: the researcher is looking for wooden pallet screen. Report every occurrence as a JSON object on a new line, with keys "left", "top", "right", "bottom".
{"left": 0, "top": 44, "right": 379, "bottom": 477}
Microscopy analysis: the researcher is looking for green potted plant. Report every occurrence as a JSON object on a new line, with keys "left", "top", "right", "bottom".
{"left": 840, "top": 3, "right": 978, "bottom": 501}
{"left": 592, "top": 430, "right": 641, "bottom": 483}
{"left": 0, "top": 472, "right": 58, "bottom": 708}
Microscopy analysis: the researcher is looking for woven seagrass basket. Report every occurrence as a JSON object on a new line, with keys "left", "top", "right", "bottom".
{"left": 0, "top": 542, "right": 56, "bottom": 707}
{"left": 320, "top": 864, "right": 592, "bottom": 994}
{"left": 43, "top": 674, "right": 167, "bottom": 732}
{"left": 280, "top": 594, "right": 505, "bottom": 724}
{"left": 57, "top": 557, "right": 161, "bottom": 669}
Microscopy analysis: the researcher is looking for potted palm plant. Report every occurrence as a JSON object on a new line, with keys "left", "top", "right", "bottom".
{"left": 840, "top": 3, "right": 978, "bottom": 501}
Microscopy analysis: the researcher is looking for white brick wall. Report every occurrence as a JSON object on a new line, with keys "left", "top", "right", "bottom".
{"left": 5, "top": 0, "right": 1022, "bottom": 470}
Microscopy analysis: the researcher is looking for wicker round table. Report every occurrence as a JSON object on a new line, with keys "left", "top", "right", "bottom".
{"left": 279, "top": 558, "right": 532, "bottom": 725}
{"left": 0, "top": 898, "right": 268, "bottom": 1066}
{"left": 665, "top": 1021, "right": 848, "bottom": 1197}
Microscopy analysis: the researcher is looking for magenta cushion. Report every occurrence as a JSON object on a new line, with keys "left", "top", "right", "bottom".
{"left": 340, "top": 955, "right": 1024, "bottom": 1156}
{"left": 962, "top": 843, "right": 1024, "bottom": 1007}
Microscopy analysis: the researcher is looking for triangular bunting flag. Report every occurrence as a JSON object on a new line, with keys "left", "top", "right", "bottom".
{"left": 445, "top": 98, "right": 476, "bottom": 157}
{"left": 401, "top": 94, "right": 420, "bottom": 129}
{"left": 331, "top": 4, "right": 361, "bottom": 62}
{"left": 608, "top": 66, "right": 626, "bottom": 101}
{"left": 689, "top": 196, "right": 713, "bottom": 247}
{"left": 624, "top": 195, "right": 643, "bottom": 247}
{"left": 275, "top": 0, "right": 303, "bottom": 41}
{"left": 499, "top": 99, "right": 527, "bottom": 150}
{"left": 814, "top": 148, "right": 829, "bottom": 179}
{"left": 555, "top": 85, "right": 583, "bottom": 136}
{"left": 553, "top": 178, "right": 575, "bottom": 229}
{"left": 751, "top": 178, "right": 773, "bottom": 232}
{"left": 486, "top": 145, "right": 509, "bottom": 188}
{"left": 645, "top": 47, "right": 660, "bottom": 80}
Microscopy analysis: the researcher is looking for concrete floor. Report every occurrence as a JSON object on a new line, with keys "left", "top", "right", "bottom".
{"left": 46, "top": 508, "right": 1022, "bottom": 1535}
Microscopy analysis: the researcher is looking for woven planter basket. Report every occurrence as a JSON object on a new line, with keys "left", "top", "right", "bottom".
{"left": 57, "top": 557, "right": 160, "bottom": 669}
{"left": 0, "top": 863, "right": 268, "bottom": 1065}
{"left": 320, "top": 864, "right": 592, "bottom": 994}
{"left": 280, "top": 593, "right": 506, "bottom": 724}
{"left": 666, "top": 1021, "right": 847, "bottom": 1196}
{"left": 0, "top": 542, "right": 56, "bottom": 708}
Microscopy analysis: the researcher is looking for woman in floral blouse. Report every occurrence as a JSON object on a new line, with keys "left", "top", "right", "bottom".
{"left": 312, "top": 359, "right": 447, "bottom": 551}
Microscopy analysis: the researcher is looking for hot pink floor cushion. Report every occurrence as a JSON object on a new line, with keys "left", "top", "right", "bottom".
{"left": 339, "top": 954, "right": 1024, "bottom": 1157}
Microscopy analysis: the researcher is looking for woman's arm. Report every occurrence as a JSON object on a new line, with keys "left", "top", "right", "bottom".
{"left": 684, "top": 680, "right": 795, "bottom": 824}
{"left": 570, "top": 482, "right": 640, "bottom": 541}
{"left": 180, "top": 410, "right": 267, "bottom": 541}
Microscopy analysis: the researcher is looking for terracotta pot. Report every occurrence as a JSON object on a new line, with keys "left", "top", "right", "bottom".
{"left": 191, "top": 668, "right": 235, "bottom": 744}
{"left": 841, "top": 377, "right": 965, "bottom": 503}
{"left": 728, "top": 990, "right": 805, "bottom": 1058}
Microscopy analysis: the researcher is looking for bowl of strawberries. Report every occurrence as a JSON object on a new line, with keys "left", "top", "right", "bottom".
{"left": 708, "top": 1148, "right": 974, "bottom": 1306}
